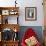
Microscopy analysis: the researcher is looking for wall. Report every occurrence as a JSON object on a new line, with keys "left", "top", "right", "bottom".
{"left": 0, "top": 0, "right": 44, "bottom": 26}
{"left": 18, "top": 0, "right": 44, "bottom": 26}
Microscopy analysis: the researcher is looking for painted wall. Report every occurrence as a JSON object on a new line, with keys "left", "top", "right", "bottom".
{"left": 0, "top": 0, "right": 44, "bottom": 26}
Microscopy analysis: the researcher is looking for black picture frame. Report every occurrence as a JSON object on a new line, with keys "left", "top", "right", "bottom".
{"left": 25, "top": 7, "right": 37, "bottom": 21}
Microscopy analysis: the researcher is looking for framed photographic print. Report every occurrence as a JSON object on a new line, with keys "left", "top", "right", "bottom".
{"left": 25, "top": 7, "right": 37, "bottom": 21}
{"left": 2, "top": 10, "right": 9, "bottom": 15}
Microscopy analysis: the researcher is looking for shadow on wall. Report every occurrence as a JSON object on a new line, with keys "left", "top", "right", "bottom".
{"left": 18, "top": 26, "right": 44, "bottom": 45}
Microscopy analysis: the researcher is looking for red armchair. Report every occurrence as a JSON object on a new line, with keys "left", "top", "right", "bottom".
{"left": 21, "top": 28, "right": 41, "bottom": 46}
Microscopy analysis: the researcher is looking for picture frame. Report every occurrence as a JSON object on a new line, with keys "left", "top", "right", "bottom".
{"left": 25, "top": 7, "right": 37, "bottom": 21}
{"left": 9, "top": 10, "right": 18, "bottom": 15}
{"left": 2, "top": 10, "right": 9, "bottom": 15}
